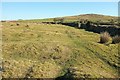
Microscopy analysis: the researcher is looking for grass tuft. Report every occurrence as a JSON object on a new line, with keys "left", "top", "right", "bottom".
{"left": 112, "top": 35, "right": 120, "bottom": 44}
{"left": 100, "top": 31, "right": 110, "bottom": 43}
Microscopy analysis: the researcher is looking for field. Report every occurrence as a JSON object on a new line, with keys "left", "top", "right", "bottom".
{"left": 2, "top": 20, "right": 119, "bottom": 78}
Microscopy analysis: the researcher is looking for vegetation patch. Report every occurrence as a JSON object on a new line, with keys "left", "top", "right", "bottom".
{"left": 2, "top": 21, "right": 119, "bottom": 78}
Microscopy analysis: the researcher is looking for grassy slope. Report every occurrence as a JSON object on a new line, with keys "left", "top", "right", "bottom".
{"left": 21, "top": 14, "right": 118, "bottom": 23}
{"left": 2, "top": 22, "right": 119, "bottom": 78}
{"left": 63, "top": 14, "right": 117, "bottom": 22}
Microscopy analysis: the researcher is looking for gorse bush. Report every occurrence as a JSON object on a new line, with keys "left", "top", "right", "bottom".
{"left": 100, "top": 32, "right": 110, "bottom": 43}
{"left": 112, "top": 35, "right": 120, "bottom": 44}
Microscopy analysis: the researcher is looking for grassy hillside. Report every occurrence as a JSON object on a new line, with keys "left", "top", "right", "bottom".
{"left": 20, "top": 14, "right": 118, "bottom": 23}
{"left": 2, "top": 22, "right": 119, "bottom": 78}
{"left": 63, "top": 14, "right": 118, "bottom": 22}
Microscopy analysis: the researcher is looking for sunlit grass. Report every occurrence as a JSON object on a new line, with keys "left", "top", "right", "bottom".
{"left": 2, "top": 22, "right": 119, "bottom": 78}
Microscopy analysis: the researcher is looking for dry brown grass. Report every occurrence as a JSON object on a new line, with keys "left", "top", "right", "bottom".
{"left": 112, "top": 35, "right": 120, "bottom": 44}
{"left": 100, "top": 31, "right": 110, "bottom": 43}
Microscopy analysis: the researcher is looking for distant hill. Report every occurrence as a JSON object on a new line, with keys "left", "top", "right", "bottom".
{"left": 62, "top": 14, "right": 117, "bottom": 22}
{"left": 21, "top": 14, "right": 118, "bottom": 23}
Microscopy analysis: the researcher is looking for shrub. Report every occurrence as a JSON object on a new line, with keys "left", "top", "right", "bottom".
{"left": 25, "top": 24, "right": 29, "bottom": 28}
{"left": 53, "top": 18, "right": 64, "bottom": 24}
{"left": 10, "top": 24, "right": 13, "bottom": 26}
{"left": 86, "top": 21, "right": 91, "bottom": 28}
{"left": 112, "top": 35, "right": 120, "bottom": 44}
{"left": 16, "top": 23, "right": 19, "bottom": 26}
{"left": 100, "top": 32, "right": 110, "bottom": 43}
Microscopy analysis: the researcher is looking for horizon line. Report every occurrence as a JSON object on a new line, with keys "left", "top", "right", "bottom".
{"left": 1, "top": 13, "right": 118, "bottom": 21}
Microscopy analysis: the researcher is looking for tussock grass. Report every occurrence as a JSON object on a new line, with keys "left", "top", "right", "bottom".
{"left": 112, "top": 35, "right": 120, "bottom": 44}
{"left": 100, "top": 32, "right": 110, "bottom": 43}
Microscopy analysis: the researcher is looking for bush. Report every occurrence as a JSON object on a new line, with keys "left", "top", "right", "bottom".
{"left": 10, "top": 24, "right": 13, "bottom": 26}
{"left": 100, "top": 32, "right": 110, "bottom": 43}
{"left": 25, "top": 24, "right": 29, "bottom": 28}
{"left": 86, "top": 21, "right": 91, "bottom": 28}
{"left": 112, "top": 35, "right": 120, "bottom": 44}
{"left": 53, "top": 18, "right": 64, "bottom": 24}
{"left": 16, "top": 23, "right": 20, "bottom": 26}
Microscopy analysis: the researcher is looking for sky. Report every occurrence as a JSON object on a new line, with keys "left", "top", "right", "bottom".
{"left": 1, "top": 0, "right": 119, "bottom": 2}
{"left": 1, "top": 2, "right": 118, "bottom": 20}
